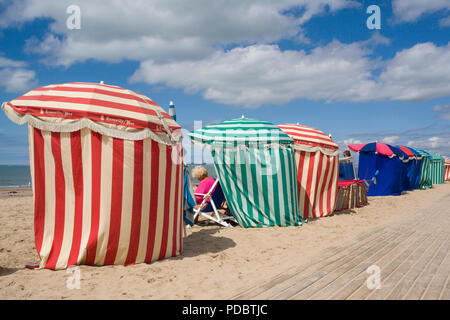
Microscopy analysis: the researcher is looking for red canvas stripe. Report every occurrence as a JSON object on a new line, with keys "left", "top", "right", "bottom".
{"left": 296, "top": 151, "right": 305, "bottom": 218}
{"left": 8, "top": 104, "right": 179, "bottom": 131}
{"left": 104, "top": 138, "right": 124, "bottom": 265}
{"left": 171, "top": 162, "right": 181, "bottom": 257}
{"left": 45, "top": 132, "right": 66, "bottom": 269}
{"left": 159, "top": 146, "right": 173, "bottom": 260}
{"left": 33, "top": 128, "right": 46, "bottom": 256}
{"left": 279, "top": 126, "right": 331, "bottom": 138}
{"left": 67, "top": 131, "right": 84, "bottom": 267}
{"left": 178, "top": 161, "right": 183, "bottom": 254}
{"left": 15, "top": 95, "right": 162, "bottom": 118}
{"left": 327, "top": 158, "right": 337, "bottom": 213}
{"left": 85, "top": 131, "right": 102, "bottom": 265}
{"left": 31, "top": 86, "right": 160, "bottom": 107}
{"left": 319, "top": 156, "right": 331, "bottom": 216}
{"left": 303, "top": 153, "right": 316, "bottom": 220}
{"left": 125, "top": 140, "right": 144, "bottom": 265}
{"left": 145, "top": 140, "right": 160, "bottom": 263}
{"left": 284, "top": 133, "right": 337, "bottom": 147}
{"left": 311, "top": 152, "right": 324, "bottom": 218}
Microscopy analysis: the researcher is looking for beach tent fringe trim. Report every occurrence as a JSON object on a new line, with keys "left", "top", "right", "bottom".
{"left": 2, "top": 103, "right": 182, "bottom": 146}
{"left": 292, "top": 144, "right": 339, "bottom": 156}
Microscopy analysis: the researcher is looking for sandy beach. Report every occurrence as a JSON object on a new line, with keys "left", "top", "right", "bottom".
{"left": 0, "top": 183, "right": 449, "bottom": 300}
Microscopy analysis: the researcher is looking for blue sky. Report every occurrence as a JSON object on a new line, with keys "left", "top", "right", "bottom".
{"left": 0, "top": 0, "right": 449, "bottom": 164}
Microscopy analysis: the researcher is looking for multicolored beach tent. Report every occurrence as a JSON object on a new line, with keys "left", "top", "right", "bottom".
{"left": 429, "top": 152, "right": 445, "bottom": 185}
{"left": 2, "top": 82, "right": 184, "bottom": 270}
{"left": 397, "top": 145, "right": 422, "bottom": 191}
{"left": 189, "top": 117, "right": 301, "bottom": 228}
{"left": 411, "top": 148, "right": 433, "bottom": 189}
{"left": 278, "top": 124, "right": 339, "bottom": 219}
{"left": 444, "top": 158, "right": 450, "bottom": 181}
{"left": 348, "top": 142, "right": 409, "bottom": 196}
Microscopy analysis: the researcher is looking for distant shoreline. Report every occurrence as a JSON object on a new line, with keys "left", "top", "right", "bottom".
{"left": 0, "top": 187, "right": 32, "bottom": 198}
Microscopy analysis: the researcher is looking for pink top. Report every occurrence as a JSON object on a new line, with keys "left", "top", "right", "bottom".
{"left": 195, "top": 177, "right": 216, "bottom": 204}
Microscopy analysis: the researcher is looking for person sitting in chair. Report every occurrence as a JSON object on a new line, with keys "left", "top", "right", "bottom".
{"left": 191, "top": 165, "right": 216, "bottom": 211}
{"left": 191, "top": 165, "right": 232, "bottom": 225}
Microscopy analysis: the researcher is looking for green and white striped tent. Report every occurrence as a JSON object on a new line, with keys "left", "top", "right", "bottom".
{"left": 413, "top": 148, "right": 432, "bottom": 189}
{"left": 429, "top": 152, "right": 445, "bottom": 185}
{"left": 189, "top": 117, "right": 301, "bottom": 228}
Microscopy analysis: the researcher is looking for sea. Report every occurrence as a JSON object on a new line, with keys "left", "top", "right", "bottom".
{"left": 0, "top": 164, "right": 216, "bottom": 188}
{"left": 0, "top": 165, "right": 32, "bottom": 189}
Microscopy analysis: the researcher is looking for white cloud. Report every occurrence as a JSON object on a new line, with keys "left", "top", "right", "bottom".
{"left": 393, "top": 0, "right": 450, "bottom": 23}
{"left": 407, "top": 136, "right": 450, "bottom": 156}
{"left": 131, "top": 40, "right": 450, "bottom": 107}
{"left": 433, "top": 104, "right": 450, "bottom": 120}
{"left": 131, "top": 41, "right": 377, "bottom": 107}
{"left": 376, "top": 42, "right": 450, "bottom": 101}
{"left": 1, "top": 0, "right": 358, "bottom": 66}
{"left": 0, "top": 57, "right": 37, "bottom": 93}
{"left": 382, "top": 136, "right": 400, "bottom": 144}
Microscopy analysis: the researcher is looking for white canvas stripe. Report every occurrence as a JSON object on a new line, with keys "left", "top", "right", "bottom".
{"left": 135, "top": 138, "right": 151, "bottom": 263}
{"left": 265, "top": 148, "right": 276, "bottom": 225}
{"left": 165, "top": 153, "right": 177, "bottom": 258}
{"left": 314, "top": 153, "right": 327, "bottom": 217}
{"left": 151, "top": 143, "right": 166, "bottom": 261}
{"left": 11, "top": 100, "right": 162, "bottom": 125}
{"left": 78, "top": 128, "right": 92, "bottom": 264}
{"left": 55, "top": 132, "right": 75, "bottom": 269}
{"left": 94, "top": 134, "right": 113, "bottom": 265}
{"left": 308, "top": 151, "right": 321, "bottom": 218}
{"left": 299, "top": 152, "right": 310, "bottom": 219}
{"left": 114, "top": 139, "right": 135, "bottom": 265}
{"left": 22, "top": 90, "right": 159, "bottom": 112}
{"left": 254, "top": 150, "right": 268, "bottom": 226}
{"left": 39, "top": 131, "right": 55, "bottom": 267}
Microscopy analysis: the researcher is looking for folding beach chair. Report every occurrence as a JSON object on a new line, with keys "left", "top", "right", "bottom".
{"left": 193, "top": 178, "right": 235, "bottom": 227}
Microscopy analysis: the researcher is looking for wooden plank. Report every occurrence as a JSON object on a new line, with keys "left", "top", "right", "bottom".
{"left": 347, "top": 231, "right": 434, "bottom": 300}
{"left": 318, "top": 229, "right": 420, "bottom": 300}
{"left": 234, "top": 228, "right": 395, "bottom": 300}
{"left": 403, "top": 233, "right": 450, "bottom": 300}
{"left": 254, "top": 230, "right": 400, "bottom": 300}
{"left": 276, "top": 230, "right": 406, "bottom": 300}
{"left": 386, "top": 230, "right": 447, "bottom": 299}
{"left": 365, "top": 228, "right": 443, "bottom": 300}
{"left": 421, "top": 250, "right": 450, "bottom": 300}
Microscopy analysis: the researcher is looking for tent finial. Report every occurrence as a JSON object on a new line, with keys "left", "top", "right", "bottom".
{"left": 241, "top": 114, "right": 245, "bottom": 119}
{"left": 100, "top": 81, "right": 104, "bottom": 84}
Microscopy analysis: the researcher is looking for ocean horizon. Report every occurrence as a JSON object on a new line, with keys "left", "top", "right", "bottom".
{"left": 0, "top": 163, "right": 217, "bottom": 188}
{"left": 0, "top": 165, "right": 32, "bottom": 189}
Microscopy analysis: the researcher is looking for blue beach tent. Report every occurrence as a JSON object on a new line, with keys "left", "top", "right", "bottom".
{"left": 348, "top": 142, "right": 409, "bottom": 196}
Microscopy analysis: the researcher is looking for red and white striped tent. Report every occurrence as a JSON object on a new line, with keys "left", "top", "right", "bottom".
{"left": 2, "top": 82, "right": 184, "bottom": 270}
{"left": 445, "top": 158, "right": 450, "bottom": 181}
{"left": 278, "top": 124, "right": 339, "bottom": 220}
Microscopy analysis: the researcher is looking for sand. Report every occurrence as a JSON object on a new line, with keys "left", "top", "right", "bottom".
{"left": 0, "top": 183, "right": 449, "bottom": 300}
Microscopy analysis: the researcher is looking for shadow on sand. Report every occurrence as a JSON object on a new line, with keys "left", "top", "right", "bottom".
{"left": 177, "top": 227, "right": 236, "bottom": 259}
{"left": 0, "top": 267, "right": 20, "bottom": 277}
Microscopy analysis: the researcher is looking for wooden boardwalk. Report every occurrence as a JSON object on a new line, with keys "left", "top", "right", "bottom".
{"left": 233, "top": 192, "right": 450, "bottom": 300}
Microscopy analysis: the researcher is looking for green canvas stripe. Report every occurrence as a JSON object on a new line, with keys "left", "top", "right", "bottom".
{"left": 269, "top": 148, "right": 281, "bottom": 226}
{"left": 210, "top": 142, "right": 299, "bottom": 228}
{"left": 213, "top": 149, "right": 245, "bottom": 226}
{"left": 247, "top": 147, "right": 264, "bottom": 226}
{"left": 280, "top": 149, "right": 291, "bottom": 226}
{"left": 259, "top": 148, "right": 272, "bottom": 226}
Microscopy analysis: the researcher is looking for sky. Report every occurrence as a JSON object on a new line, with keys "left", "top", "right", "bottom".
{"left": 0, "top": 0, "right": 449, "bottom": 165}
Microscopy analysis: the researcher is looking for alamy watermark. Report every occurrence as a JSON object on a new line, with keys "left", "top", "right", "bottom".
{"left": 366, "top": 5, "right": 381, "bottom": 30}
{"left": 366, "top": 265, "right": 381, "bottom": 290}
{"left": 66, "top": 5, "right": 81, "bottom": 30}
{"left": 66, "top": 266, "right": 81, "bottom": 290}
